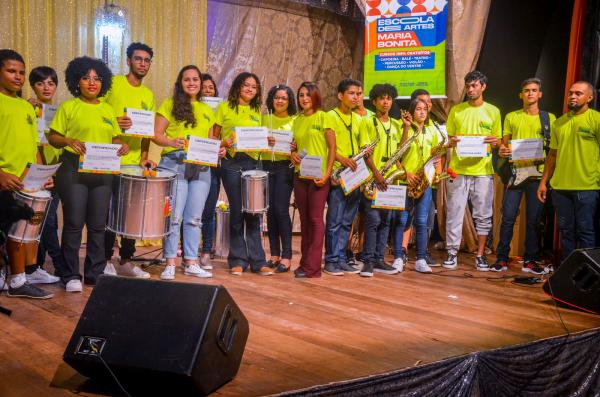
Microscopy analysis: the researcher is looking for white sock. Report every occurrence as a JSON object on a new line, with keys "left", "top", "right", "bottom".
{"left": 9, "top": 272, "right": 26, "bottom": 289}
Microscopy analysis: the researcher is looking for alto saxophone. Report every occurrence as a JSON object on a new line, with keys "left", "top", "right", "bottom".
{"left": 407, "top": 133, "right": 447, "bottom": 199}
{"left": 363, "top": 124, "right": 422, "bottom": 200}
{"left": 330, "top": 125, "right": 380, "bottom": 184}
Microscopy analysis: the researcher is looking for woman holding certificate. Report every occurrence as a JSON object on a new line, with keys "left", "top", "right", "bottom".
{"left": 262, "top": 84, "right": 297, "bottom": 273}
{"left": 48, "top": 56, "right": 128, "bottom": 292}
{"left": 213, "top": 72, "right": 272, "bottom": 276}
{"left": 153, "top": 65, "right": 218, "bottom": 281}
{"left": 290, "top": 82, "right": 336, "bottom": 278}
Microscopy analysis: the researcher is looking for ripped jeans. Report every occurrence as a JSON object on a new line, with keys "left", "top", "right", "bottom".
{"left": 158, "top": 152, "right": 211, "bottom": 260}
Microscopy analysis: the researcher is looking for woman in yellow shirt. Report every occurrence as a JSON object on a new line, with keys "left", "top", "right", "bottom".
{"left": 213, "top": 72, "right": 272, "bottom": 275}
{"left": 153, "top": 65, "right": 220, "bottom": 280}
{"left": 262, "top": 84, "right": 297, "bottom": 272}
{"left": 290, "top": 82, "right": 336, "bottom": 277}
{"left": 48, "top": 56, "right": 128, "bottom": 292}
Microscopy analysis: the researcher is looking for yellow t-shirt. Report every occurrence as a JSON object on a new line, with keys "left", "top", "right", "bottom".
{"left": 215, "top": 101, "right": 262, "bottom": 160}
{"left": 103, "top": 75, "right": 155, "bottom": 165}
{"left": 446, "top": 101, "right": 502, "bottom": 176}
{"left": 324, "top": 108, "right": 366, "bottom": 169}
{"left": 358, "top": 116, "right": 401, "bottom": 176}
{"left": 400, "top": 125, "right": 440, "bottom": 182}
{"left": 355, "top": 108, "right": 375, "bottom": 120}
{"left": 549, "top": 108, "right": 600, "bottom": 190}
{"left": 157, "top": 98, "right": 215, "bottom": 156}
{"left": 292, "top": 110, "right": 330, "bottom": 175}
{"left": 262, "top": 114, "right": 295, "bottom": 161}
{"left": 503, "top": 109, "right": 556, "bottom": 170}
{"left": 0, "top": 93, "right": 38, "bottom": 177}
{"left": 50, "top": 98, "right": 121, "bottom": 154}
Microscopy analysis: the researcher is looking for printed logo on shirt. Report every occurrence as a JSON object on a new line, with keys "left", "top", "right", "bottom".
{"left": 311, "top": 125, "right": 322, "bottom": 132}
{"left": 141, "top": 101, "right": 149, "bottom": 111}
{"left": 102, "top": 117, "right": 114, "bottom": 127}
{"left": 203, "top": 114, "right": 211, "bottom": 122}
{"left": 250, "top": 115, "right": 260, "bottom": 123}
{"left": 479, "top": 121, "right": 492, "bottom": 131}
{"left": 578, "top": 127, "right": 594, "bottom": 139}
{"left": 26, "top": 114, "right": 34, "bottom": 125}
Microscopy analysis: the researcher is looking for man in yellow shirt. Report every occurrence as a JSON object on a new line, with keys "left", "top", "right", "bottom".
{"left": 103, "top": 42, "right": 155, "bottom": 278}
{"left": 494, "top": 78, "right": 555, "bottom": 274}
{"left": 445, "top": 71, "right": 501, "bottom": 271}
{"left": 537, "top": 81, "right": 600, "bottom": 263}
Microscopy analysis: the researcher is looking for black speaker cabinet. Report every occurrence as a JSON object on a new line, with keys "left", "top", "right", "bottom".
{"left": 543, "top": 248, "right": 600, "bottom": 314}
{"left": 63, "top": 275, "right": 249, "bottom": 395}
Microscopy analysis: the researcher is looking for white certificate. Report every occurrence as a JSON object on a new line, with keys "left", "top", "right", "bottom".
{"left": 21, "top": 163, "right": 61, "bottom": 192}
{"left": 203, "top": 97, "right": 222, "bottom": 111}
{"left": 299, "top": 155, "right": 323, "bottom": 179}
{"left": 234, "top": 127, "right": 269, "bottom": 152}
{"left": 372, "top": 184, "right": 407, "bottom": 210}
{"left": 269, "top": 129, "right": 293, "bottom": 156}
{"left": 510, "top": 138, "right": 544, "bottom": 161}
{"left": 456, "top": 136, "right": 489, "bottom": 157}
{"left": 79, "top": 143, "right": 121, "bottom": 174}
{"left": 36, "top": 104, "right": 58, "bottom": 145}
{"left": 124, "top": 108, "right": 155, "bottom": 137}
{"left": 185, "top": 136, "right": 220, "bottom": 166}
{"left": 339, "top": 157, "right": 370, "bottom": 195}
{"left": 423, "top": 156, "right": 438, "bottom": 185}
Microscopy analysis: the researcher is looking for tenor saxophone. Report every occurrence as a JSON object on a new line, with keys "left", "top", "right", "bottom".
{"left": 363, "top": 125, "right": 422, "bottom": 200}
{"left": 406, "top": 134, "right": 447, "bottom": 199}
{"left": 330, "top": 126, "right": 380, "bottom": 184}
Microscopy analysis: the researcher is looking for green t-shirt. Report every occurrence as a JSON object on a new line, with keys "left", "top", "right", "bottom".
{"left": 0, "top": 93, "right": 38, "bottom": 177}
{"left": 262, "top": 114, "right": 295, "bottom": 161}
{"left": 292, "top": 110, "right": 330, "bottom": 175}
{"left": 400, "top": 124, "right": 440, "bottom": 183}
{"left": 446, "top": 101, "right": 502, "bottom": 176}
{"left": 103, "top": 75, "right": 155, "bottom": 165}
{"left": 157, "top": 98, "right": 215, "bottom": 156}
{"left": 503, "top": 109, "right": 556, "bottom": 170}
{"left": 324, "top": 108, "right": 366, "bottom": 169}
{"left": 50, "top": 97, "right": 121, "bottom": 154}
{"left": 358, "top": 116, "right": 402, "bottom": 176}
{"left": 215, "top": 101, "right": 262, "bottom": 160}
{"left": 549, "top": 108, "right": 600, "bottom": 190}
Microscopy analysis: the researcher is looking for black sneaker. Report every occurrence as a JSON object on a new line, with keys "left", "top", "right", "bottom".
{"left": 491, "top": 260, "right": 508, "bottom": 272}
{"left": 339, "top": 261, "right": 360, "bottom": 274}
{"left": 374, "top": 260, "right": 399, "bottom": 275}
{"left": 425, "top": 253, "right": 441, "bottom": 267}
{"left": 360, "top": 262, "right": 374, "bottom": 277}
{"left": 7, "top": 283, "right": 53, "bottom": 299}
{"left": 323, "top": 263, "right": 344, "bottom": 276}
{"left": 475, "top": 256, "right": 490, "bottom": 272}
{"left": 522, "top": 261, "right": 545, "bottom": 275}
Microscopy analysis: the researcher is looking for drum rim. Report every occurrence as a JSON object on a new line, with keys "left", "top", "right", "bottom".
{"left": 16, "top": 190, "right": 51, "bottom": 199}
{"left": 120, "top": 165, "right": 176, "bottom": 179}
{"left": 241, "top": 170, "right": 268, "bottom": 178}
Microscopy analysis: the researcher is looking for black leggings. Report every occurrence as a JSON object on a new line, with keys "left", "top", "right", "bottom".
{"left": 263, "top": 160, "right": 293, "bottom": 259}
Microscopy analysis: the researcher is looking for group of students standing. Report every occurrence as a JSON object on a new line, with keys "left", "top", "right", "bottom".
{"left": 1, "top": 40, "right": 599, "bottom": 300}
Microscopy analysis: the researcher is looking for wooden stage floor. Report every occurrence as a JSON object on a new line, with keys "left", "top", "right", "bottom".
{"left": 1, "top": 242, "right": 600, "bottom": 397}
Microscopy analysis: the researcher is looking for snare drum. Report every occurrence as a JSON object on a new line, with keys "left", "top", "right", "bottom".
{"left": 107, "top": 166, "right": 177, "bottom": 239}
{"left": 241, "top": 170, "right": 268, "bottom": 213}
{"left": 8, "top": 190, "right": 52, "bottom": 243}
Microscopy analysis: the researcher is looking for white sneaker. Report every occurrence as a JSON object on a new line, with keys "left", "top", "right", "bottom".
{"left": 199, "top": 255, "right": 213, "bottom": 270}
{"left": 26, "top": 267, "right": 60, "bottom": 284}
{"left": 116, "top": 261, "right": 150, "bottom": 279}
{"left": 392, "top": 257, "right": 405, "bottom": 272}
{"left": 415, "top": 259, "right": 432, "bottom": 273}
{"left": 104, "top": 262, "right": 117, "bottom": 275}
{"left": 0, "top": 268, "right": 9, "bottom": 291}
{"left": 65, "top": 279, "right": 83, "bottom": 293}
{"left": 160, "top": 265, "right": 176, "bottom": 280}
{"left": 184, "top": 263, "right": 213, "bottom": 278}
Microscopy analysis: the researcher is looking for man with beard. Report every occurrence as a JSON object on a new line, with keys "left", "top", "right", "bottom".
{"left": 444, "top": 70, "right": 502, "bottom": 271}
{"left": 103, "top": 42, "right": 156, "bottom": 278}
{"left": 537, "top": 81, "right": 600, "bottom": 264}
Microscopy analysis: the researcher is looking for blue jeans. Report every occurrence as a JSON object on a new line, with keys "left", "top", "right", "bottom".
{"left": 325, "top": 186, "right": 361, "bottom": 265}
{"left": 496, "top": 180, "right": 543, "bottom": 262}
{"left": 552, "top": 190, "right": 599, "bottom": 263}
{"left": 361, "top": 196, "right": 391, "bottom": 264}
{"left": 200, "top": 167, "right": 221, "bottom": 253}
{"left": 392, "top": 186, "right": 432, "bottom": 260}
{"left": 158, "top": 152, "right": 210, "bottom": 260}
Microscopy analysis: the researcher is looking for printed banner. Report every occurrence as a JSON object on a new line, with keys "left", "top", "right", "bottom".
{"left": 364, "top": 0, "right": 448, "bottom": 98}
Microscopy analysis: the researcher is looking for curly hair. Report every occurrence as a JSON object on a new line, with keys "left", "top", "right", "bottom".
{"left": 29, "top": 66, "right": 58, "bottom": 87}
{"left": 265, "top": 84, "right": 297, "bottom": 116}
{"left": 201, "top": 73, "right": 219, "bottom": 97}
{"left": 172, "top": 65, "right": 202, "bottom": 128}
{"left": 227, "top": 72, "right": 262, "bottom": 113}
{"left": 296, "top": 81, "right": 322, "bottom": 113}
{"left": 126, "top": 42, "right": 153, "bottom": 59}
{"left": 64, "top": 56, "right": 112, "bottom": 97}
{"left": 369, "top": 83, "right": 398, "bottom": 101}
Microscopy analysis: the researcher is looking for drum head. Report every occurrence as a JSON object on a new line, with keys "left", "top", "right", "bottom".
{"left": 121, "top": 166, "right": 176, "bottom": 179}
{"left": 17, "top": 189, "right": 51, "bottom": 199}
{"left": 241, "top": 170, "right": 268, "bottom": 178}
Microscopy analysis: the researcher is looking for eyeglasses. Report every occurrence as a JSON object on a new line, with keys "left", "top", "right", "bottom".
{"left": 80, "top": 75, "right": 102, "bottom": 83}
{"left": 274, "top": 96, "right": 288, "bottom": 101}
{"left": 132, "top": 56, "right": 152, "bottom": 64}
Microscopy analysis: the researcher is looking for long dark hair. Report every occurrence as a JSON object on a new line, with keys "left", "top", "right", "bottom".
{"left": 172, "top": 65, "right": 202, "bottom": 128}
{"left": 296, "top": 81, "right": 322, "bottom": 113}
{"left": 227, "top": 72, "right": 262, "bottom": 113}
{"left": 266, "top": 84, "right": 297, "bottom": 116}
{"left": 201, "top": 73, "right": 219, "bottom": 97}
{"left": 408, "top": 98, "right": 430, "bottom": 126}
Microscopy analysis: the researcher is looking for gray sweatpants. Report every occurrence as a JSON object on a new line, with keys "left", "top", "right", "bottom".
{"left": 445, "top": 175, "right": 494, "bottom": 255}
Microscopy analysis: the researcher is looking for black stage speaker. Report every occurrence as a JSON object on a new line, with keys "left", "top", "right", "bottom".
{"left": 63, "top": 275, "right": 249, "bottom": 396}
{"left": 543, "top": 248, "right": 600, "bottom": 314}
